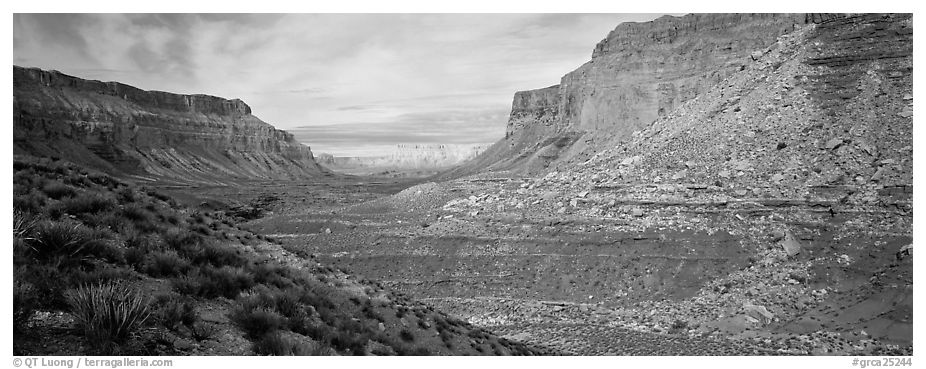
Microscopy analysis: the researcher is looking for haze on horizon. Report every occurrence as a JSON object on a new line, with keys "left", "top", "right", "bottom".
{"left": 14, "top": 13, "right": 671, "bottom": 157}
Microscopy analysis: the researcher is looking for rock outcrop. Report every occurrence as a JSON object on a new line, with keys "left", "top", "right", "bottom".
{"left": 445, "top": 13, "right": 841, "bottom": 178}
{"left": 13, "top": 66, "right": 327, "bottom": 184}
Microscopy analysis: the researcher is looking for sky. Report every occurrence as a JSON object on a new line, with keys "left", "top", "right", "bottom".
{"left": 13, "top": 13, "right": 669, "bottom": 156}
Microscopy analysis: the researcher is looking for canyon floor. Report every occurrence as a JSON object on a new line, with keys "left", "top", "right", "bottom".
{"left": 161, "top": 170, "right": 912, "bottom": 356}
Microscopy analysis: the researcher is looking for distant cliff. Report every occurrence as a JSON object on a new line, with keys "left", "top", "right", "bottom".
{"left": 444, "top": 13, "right": 841, "bottom": 179}
{"left": 318, "top": 144, "right": 488, "bottom": 175}
{"left": 13, "top": 66, "right": 327, "bottom": 184}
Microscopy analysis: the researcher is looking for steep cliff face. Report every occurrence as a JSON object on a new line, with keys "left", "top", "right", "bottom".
{"left": 447, "top": 13, "right": 840, "bottom": 179}
{"left": 13, "top": 66, "right": 326, "bottom": 184}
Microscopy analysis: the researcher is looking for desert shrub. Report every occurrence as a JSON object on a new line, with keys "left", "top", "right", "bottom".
{"left": 70, "top": 264, "right": 136, "bottom": 286}
{"left": 252, "top": 331, "right": 314, "bottom": 356}
{"left": 66, "top": 281, "right": 151, "bottom": 346}
{"left": 87, "top": 172, "right": 120, "bottom": 189}
{"left": 41, "top": 182, "right": 77, "bottom": 199}
{"left": 61, "top": 193, "right": 116, "bottom": 215}
{"left": 362, "top": 305, "right": 385, "bottom": 322}
{"left": 28, "top": 220, "right": 94, "bottom": 260}
{"left": 13, "top": 210, "right": 38, "bottom": 241}
{"left": 15, "top": 264, "right": 68, "bottom": 309}
{"left": 13, "top": 279, "right": 38, "bottom": 333}
{"left": 14, "top": 191, "right": 48, "bottom": 213}
{"left": 411, "top": 347, "right": 431, "bottom": 356}
{"left": 251, "top": 262, "right": 295, "bottom": 289}
{"left": 229, "top": 305, "right": 286, "bottom": 339}
{"left": 190, "top": 321, "right": 216, "bottom": 342}
{"left": 163, "top": 212, "right": 181, "bottom": 226}
{"left": 122, "top": 204, "right": 160, "bottom": 233}
{"left": 124, "top": 233, "right": 164, "bottom": 267}
{"left": 116, "top": 187, "right": 138, "bottom": 203}
{"left": 191, "top": 241, "right": 248, "bottom": 268}
{"left": 153, "top": 295, "right": 198, "bottom": 331}
{"left": 669, "top": 319, "right": 689, "bottom": 334}
{"left": 141, "top": 250, "right": 191, "bottom": 277}
{"left": 145, "top": 189, "right": 171, "bottom": 202}
{"left": 27, "top": 221, "right": 124, "bottom": 263}
{"left": 163, "top": 228, "right": 203, "bottom": 254}
{"left": 270, "top": 288, "right": 306, "bottom": 318}
{"left": 399, "top": 328, "right": 415, "bottom": 342}
{"left": 175, "top": 266, "right": 254, "bottom": 299}
{"left": 82, "top": 211, "right": 128, "bottom": 232}
{"left": 329, "top": 330, "right": 370, "bottom": 355}
{"left": 439, "top": 329, "right": 454, "bottom": 347}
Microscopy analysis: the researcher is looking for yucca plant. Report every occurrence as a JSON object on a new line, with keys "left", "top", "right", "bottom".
{"left": 66, "top": 281, "right": 152, "bottom": 346}
{"left": 13, "top": 210, "right": 37, "bottom": 242}
{"left": 29, "top": 221, "right": 92, "bottom": 259}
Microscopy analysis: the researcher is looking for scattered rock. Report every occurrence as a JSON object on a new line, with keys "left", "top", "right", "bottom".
{"left": 732, "top": 160, "right": 752, "bottom": 171}
{"left": 825, "top": 138, "right": 844, "bottom": 150}
{"left": 779, "top": 231, "right": 802, "bottom": 257}
{"left": 743, "top": 303, "right": 775, "bottom": 324}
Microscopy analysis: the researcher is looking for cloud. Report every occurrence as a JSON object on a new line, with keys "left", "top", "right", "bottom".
{"left": 13, "top": 13, "right": 671, "bottom": 155}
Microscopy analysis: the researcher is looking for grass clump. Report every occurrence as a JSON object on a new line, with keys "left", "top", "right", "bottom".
{"left": 41, "top": 182, "right": 77, "bottom": 199}
{"left": 65, "top": 281, "right": 151, "bottom": 347}
{"left": 141, "top": 250, "right": 191, "bottom": 277}
{"left": 152, "top": 294, "right": 198, "bottom": 331}
{"left": 252, "top": 331, "right": 316, "bottom": 356}
{"left": 13, "top": 279, "right": 38, "bottom": 334}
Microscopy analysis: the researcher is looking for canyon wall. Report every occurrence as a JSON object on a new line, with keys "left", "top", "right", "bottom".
{"left": 13, "top": 66, "right": 326, "bottom": 184}
{"left": 445, "top": 13, "right": 840, "bottom": 179}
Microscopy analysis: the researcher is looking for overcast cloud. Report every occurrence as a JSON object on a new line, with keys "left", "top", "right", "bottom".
{"left": 14, "top": 13, "right": 668, "bottom": 156}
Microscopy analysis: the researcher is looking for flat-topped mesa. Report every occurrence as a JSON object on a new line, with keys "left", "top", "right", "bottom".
{"left": 13, "top": 66, "right": 326, "bottom": 183}
{"left": 14, "top": 66, "right": 252, "bottom": 117}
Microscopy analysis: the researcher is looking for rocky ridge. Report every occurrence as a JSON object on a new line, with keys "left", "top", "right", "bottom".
{"left": 13, "top": 66, "right": 327, "bottom": 184}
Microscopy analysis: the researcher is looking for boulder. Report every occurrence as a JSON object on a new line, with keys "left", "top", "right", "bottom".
{"left": 779, "top": 231, "right": 802, "bottom": 257}
{"left": 825, "top": 138, "right": 844, "bottom": 150}
{"left": 743, "top": 303, "right": 775, "bottom": 324}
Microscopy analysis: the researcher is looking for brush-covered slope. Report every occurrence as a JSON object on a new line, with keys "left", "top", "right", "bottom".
{"left": 13, "top": 156, "right": 542, "bottom": 356}
{"left": 443, "top": 13, "right": 839, "bottom": 179}
{"left": 13, "top": 67, "right": 327, "bottom": 184}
